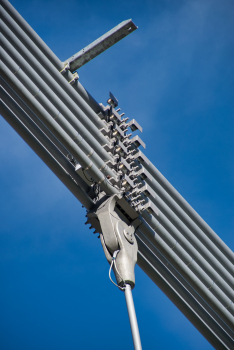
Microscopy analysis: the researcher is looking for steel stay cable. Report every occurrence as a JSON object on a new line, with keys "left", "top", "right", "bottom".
{"left": 140, "top": 156, "right": 234, "bottom": 263}
{"left": 141, "top": 210, "right": 234, "bottom": 315}
{"left": 1, "top": 91, "right": 230, "bottom": 340}
{"left": 137, "top": 216, "right": 234, "bottom": 329}
{"left": 143, "top": 175, "right": 234, "bottom": 276}
{"left": 114, "top": 196, "right": 234, "bottom": 329}
{"left": 0, "top": 86, "right": 91, "bottom": 197}
{"left": 1, "top": 89, "right": 232, "bottom": 342}
{"left": 0, "top": 52, "right": 117, "bottom": 183}
{"left": 1, "top": 1, "right": 232, "bottom": 346}
{"left": 0, "top": 77, "right": 70, "bottom": 162}
{"left": 1, "top": 0, "right": 103, "bottom": 114}
{"left": 136, "top": 229, "right": 234, "bottom": 340}
{"left": 2, "top": 1, "right": 234, "bottom": 262}
{"left": 1, "top": 4, "right": 105, "bottom": 123}
{"left": 0, "top": 62, "right": 118, "bottom": 196}
{"left": 0, "top": 77, "right": 91, "bottom": 193}
{"left": 0, "top": 25, "right": 112, "bottom": 159}
{"left": 147, "top": 193, "right": 234, "bottom": 292}
{"left": 1, "top": 89, "right": 232, "bottom": 338}
{"left": 137, "top": 240, "right": 234, "bottom": 349}
{"left": 0, "top": 16, "right": 106, "bottom": 137}
{"left": 1, "top": 4, "right": 104, "bottom": 129}
{"left": 3, "top": 3, "right": 233, "bottom": 274}
{"left": 5, "top": 15, "right": 232, "bottom": 282}
{"left": 137, "top": 238, "right": 234, "bottom": 347}
{"left": 1, "top": 56, "right": 232, "bottom": 314}
{"left": 2, "top": 20, "right": 232, "bottom": 288}
{"left": 0, "top": 99, "right": 94, "bottom": 211}
{"left": 4, "top": 78, "right": 229, "bottom": 348}
{"left": 1, "top": 50, "right": 234, "bottom": 320}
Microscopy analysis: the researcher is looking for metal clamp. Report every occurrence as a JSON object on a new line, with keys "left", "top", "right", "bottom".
{"left": 68, "top": 71, "right": 79, "bottom": 84}
{"left": 59, "top": 62, "right": 70, "bottom": 74}
{"left": 93, "top": 194, "right": 140, "bottom": 289}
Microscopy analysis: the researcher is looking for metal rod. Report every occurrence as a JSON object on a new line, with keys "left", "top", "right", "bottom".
{"left": 138, "top": 154, "right": 234, "bottom": 263}
{"left": 0, "top": 60, "right": 118, "bottom": 196}
{"left": 147, "top": 204, "right": 234, "bottom": 296}
{"left": 0, "top": 55, "right": 117, "bottom": 183}
{"left": 1, "top": 11, "right": 106, "bottom": 130}
{"left": 0, "top": 26, "right": 107, "bottom": 148}
{"left": 0, "top": 77, "right": 69, "bottom": 160}
{"left": 1, "top": 0, "right": 103, "bottom": 114}
{"left": 124, "top": 284, "right": 142, "bottom": 350}
{"left": 141, "top": 211, "right": 234, "bottom": 315}
{"left": 0, "top": 99, "right": 94, "bottom": 211}
{"left": 137, "top": 241, "right": 234, "bottom": 349}
{"left": 136, "top": 230, "right": 234, "bottom": 340}
{"left": 137, "top": 219, "right": 234, "bottom": 329}
{"left": 0, "top": 78, "right": 90, "bottom": 195}
{"left": 144, "top": 175, "right": 234, "bottom": 277}
{"left": 0, "top": 28, "right": 112, "bottom": 155}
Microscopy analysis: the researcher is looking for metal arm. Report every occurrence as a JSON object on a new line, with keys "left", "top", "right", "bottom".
{"left": 63, "top": 20, "right": 137, "bottom": 72}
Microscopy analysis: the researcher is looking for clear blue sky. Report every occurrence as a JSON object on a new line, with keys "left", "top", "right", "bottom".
{"left": 0, "top": 0, "right": 233, "bottom": 349}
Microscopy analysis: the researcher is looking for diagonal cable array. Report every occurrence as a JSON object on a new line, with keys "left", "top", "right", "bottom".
{"left": 0, "top": 1, "right": 233, "bottom": 349}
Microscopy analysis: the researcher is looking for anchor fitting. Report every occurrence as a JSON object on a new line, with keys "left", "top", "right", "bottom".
{"left": 90, "top": 194, "right": 140, "bottom": 289}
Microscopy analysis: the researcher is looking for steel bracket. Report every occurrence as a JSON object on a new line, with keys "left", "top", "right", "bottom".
{"left": 94, "top": 194, "right": 140, "bottom": 289}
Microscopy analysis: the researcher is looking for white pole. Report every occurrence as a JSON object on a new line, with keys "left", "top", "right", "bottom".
{"left": 124, "top": 284, "right": 142, "bottom": 350}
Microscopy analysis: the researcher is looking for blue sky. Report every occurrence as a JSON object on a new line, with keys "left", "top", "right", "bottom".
{"left": 0, "top": 0, "right": 233, "bottom": 349}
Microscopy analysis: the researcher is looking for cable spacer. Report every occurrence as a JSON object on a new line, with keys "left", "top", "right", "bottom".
{"left": 84, "top": 162, "right": 93, "bottom": 171}
{"left": 99, "top": 164, "right": 107, "bottom": 171}
{"left": 73, "top": 133, "right": 83, "bottom": 145}
{"left": 33, "top": 89, "right": 41, "bottom": 97}
{"left": 97, "top": 177, "right": 105, "bottom": 185}
{"left": 68, "top": 71, "right": 79, "bottom": 84}
{"left": 14, "top": 66, "right": 21, "bottom": 75}
{"left": 87, "top": 149, "right": 94, "bottom": 158}
{"left": 59, "top": 62, "right": 70, "bottom": 74}
{"left": 54, "top": 111, "right": 60, "bottom": 120}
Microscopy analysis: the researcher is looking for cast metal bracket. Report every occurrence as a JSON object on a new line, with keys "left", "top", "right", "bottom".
{"left": 91, "top": 194, "right": 141, "bottom": 289}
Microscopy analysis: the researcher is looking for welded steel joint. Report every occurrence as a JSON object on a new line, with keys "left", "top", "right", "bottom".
{"left": 95, "top": 194, "right": 139, "bottom": 289}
